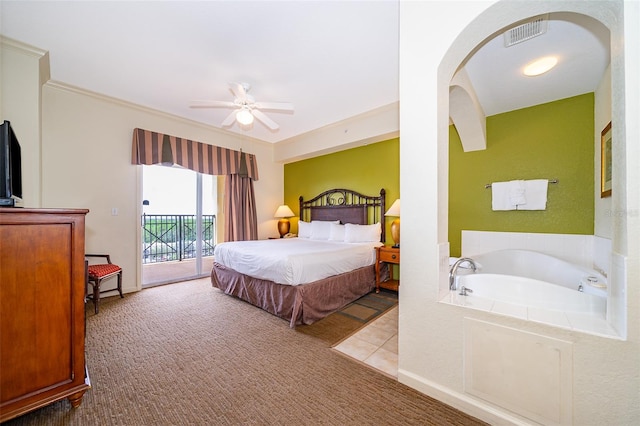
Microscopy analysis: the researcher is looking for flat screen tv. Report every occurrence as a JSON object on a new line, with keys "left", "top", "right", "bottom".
{"left": 0, "top": 120, "right": 23, "bottom": 207}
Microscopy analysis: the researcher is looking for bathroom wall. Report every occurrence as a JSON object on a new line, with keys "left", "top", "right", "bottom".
{"left": 594, "top": 64, "right": 612, "bottom": 238}
{"left": 448, "top": 94, "right": 595, "bottom": 256}
{"left": 400, "top": 1, "right": 639, "bottom": 425}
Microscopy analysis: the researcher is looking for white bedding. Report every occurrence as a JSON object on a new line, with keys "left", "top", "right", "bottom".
{"left": 213, "top": 238, "right": 382, "bottom": 286}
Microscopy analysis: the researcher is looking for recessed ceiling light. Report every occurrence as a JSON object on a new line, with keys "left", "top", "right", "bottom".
{"left": 523, "top": 56, "right": 558, "bottom": 76}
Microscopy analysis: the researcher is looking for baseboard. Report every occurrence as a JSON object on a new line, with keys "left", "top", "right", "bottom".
{"left": 397, "top": 369, "right": 534, "bottom": 426}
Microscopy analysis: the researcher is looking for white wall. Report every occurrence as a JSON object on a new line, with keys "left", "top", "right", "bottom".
{"left": 399, "top": 2, "right": 498, "bottom": 422}
{"left": 274, "top": 102, "right": 399, "bottom": 164}
{"left": 39, "top": 82, "right": 282, "bottom": 294}
{"left": 595, "top": 64, "right": 613, "bottom": 238}
{"left": 2, "top": 37, "right": 283, "bottom": 294}
{"left": 399, "top": 1, "right": 639, "bottom": 425}
{"left": 0, "top": 37, "right": 48, "bottom": 207}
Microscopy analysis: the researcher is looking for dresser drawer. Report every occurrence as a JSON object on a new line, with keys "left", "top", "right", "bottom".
{"left": 378, "top": 248, "right": 400, "bottom": 263}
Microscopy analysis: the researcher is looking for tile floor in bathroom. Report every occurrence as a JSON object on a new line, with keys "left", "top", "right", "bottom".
{"left": 332, "top": 305, "right": 399, "bottom": 378}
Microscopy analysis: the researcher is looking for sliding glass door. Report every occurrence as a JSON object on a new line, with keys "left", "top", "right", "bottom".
{"left": 141, "top": 165, "right": 216, "bottom": 287}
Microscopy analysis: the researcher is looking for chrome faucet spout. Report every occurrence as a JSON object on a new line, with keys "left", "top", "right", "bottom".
{"left": 449, "top": 257, "right": 477, "bottom": 290}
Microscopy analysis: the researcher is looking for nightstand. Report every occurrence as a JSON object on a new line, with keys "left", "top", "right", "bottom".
{"left": 375, "top": 245, "right": 400, "bottom": 293}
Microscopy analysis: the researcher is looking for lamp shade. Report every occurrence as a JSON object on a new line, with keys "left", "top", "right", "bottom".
{"left": 274, "top": 205, "right": 295, "bottom": 218}
{"left": 274, "top": 205, "right": 295, "bottom": 238}
{"left": 385, "top": 199, "right": 400, "bottom": 217}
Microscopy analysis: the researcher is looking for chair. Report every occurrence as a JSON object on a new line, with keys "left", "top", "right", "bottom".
{"left": 86, "top": 254, "right": 123, "bottom": 314}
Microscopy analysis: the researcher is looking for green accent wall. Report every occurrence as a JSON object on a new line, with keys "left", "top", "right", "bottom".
{"left": 284, "top": 138, "right": 399, "bottom": 245}
{"left": 449, "top": 93, "right": 595, "bottom": 256}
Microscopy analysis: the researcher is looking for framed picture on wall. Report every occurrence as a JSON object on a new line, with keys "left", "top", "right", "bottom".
{"left": 600, "top": 121, "right": 612, "bottom": 198}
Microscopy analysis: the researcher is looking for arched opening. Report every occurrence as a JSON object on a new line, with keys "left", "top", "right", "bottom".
{"left": 439, "top": 2, "right": 626, "bottom": 338}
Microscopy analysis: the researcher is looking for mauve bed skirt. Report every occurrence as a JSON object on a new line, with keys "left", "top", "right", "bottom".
{"left": 210, "top": 262, "right": 377, "bottom": 327}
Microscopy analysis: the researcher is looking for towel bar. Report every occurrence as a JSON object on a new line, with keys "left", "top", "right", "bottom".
{"left": 485, "top": 179, "right": 558, "bottom": 189}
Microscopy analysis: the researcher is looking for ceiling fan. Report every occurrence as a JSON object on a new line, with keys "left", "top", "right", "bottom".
{"left": 190, "top": 82, "right": 293, "bottom": 130}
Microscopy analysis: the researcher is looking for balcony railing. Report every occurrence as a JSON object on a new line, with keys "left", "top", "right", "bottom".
{"left": 142, "top": 214, "right": 216, "bottom": 264}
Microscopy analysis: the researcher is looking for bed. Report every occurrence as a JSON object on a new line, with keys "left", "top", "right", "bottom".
{"left": 211, "top": 188, "right": 387, "bottom": 327}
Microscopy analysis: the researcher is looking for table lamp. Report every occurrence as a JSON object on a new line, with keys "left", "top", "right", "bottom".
{"left": 385, "top": 199, "right": 400, "bottom": 247}
{"left": 274, "top": 205, "right": 295, "bottom": 237}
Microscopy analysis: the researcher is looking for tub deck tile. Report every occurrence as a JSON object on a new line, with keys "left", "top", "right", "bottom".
{"left": 492, "top": 301, "right": 527, "bottom": 319}
{"left": 565, "top": 311, "right": 616, "bottom": 337}
{"left": 528, "top": 307, "right": 571, "bottom": 329}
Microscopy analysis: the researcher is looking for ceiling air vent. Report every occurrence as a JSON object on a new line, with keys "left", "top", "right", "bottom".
{"left": 504, "top": 15, "right": 549, "bottom": 47}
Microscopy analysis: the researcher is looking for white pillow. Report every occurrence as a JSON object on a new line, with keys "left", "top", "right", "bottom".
{"left": 344, "top": 222, "right": 381, "bottom": 243}
{"left": 298, "top": 221, "right": 311, "bottom": 238}
{"left": 328, "top": 223, "right": 345, "bottom": 242}
{"left": 310, "top": 220, "right": 339, "bottom": 240}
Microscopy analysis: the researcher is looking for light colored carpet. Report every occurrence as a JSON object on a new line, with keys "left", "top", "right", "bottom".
{"left": 4, "top": 278, "right": 487, "bottom": 426}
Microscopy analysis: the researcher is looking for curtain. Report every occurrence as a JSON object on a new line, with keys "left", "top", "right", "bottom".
{"left": 131, "top": 128, "right": 259, "bottom": 180}
{"left": 132, "top": 128, "right": 259, "bottom": 241}
{"left": 224, "top": 173, "right": 258, "bottom": 242}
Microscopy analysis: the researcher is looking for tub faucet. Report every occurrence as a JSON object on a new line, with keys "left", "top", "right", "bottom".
{"left": 449, "top": 257, "right": 477, "bottom": 290}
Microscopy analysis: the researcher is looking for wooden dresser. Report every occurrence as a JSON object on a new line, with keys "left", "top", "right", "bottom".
{"left": 0, "top": 208, "right": 90, "bottom": 422}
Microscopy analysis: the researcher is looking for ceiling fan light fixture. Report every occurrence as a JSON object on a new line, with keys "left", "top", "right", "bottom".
{"left": 236, "top": 108, "right": 254, "bottom": 125}
{"left": 523, "top": 56, "right": 558, "bottom": 76}
{"left": 191, "top": 83, "right": 292, "bottom": 130}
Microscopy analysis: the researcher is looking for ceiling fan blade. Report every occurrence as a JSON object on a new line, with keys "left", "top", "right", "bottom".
{"left": 253, "top": 101, "right": 294, "bottom": 111}
{"left": 229, "top": 82, "right": 248, "bottom": 102}
{"left": 221, "top": 110, "right": 238, "bottom": 127}
{"left": 252, "top": 109, "right": 279, "bottom": 130}
{"left": 190, "top": 100, "right": 236, "bottom": 109}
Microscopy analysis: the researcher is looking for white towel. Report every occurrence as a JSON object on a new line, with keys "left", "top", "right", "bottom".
{"left": 509, "top": 180, "right": 526, "bottom": 206}
{"left": 518, "top": 179, "right": 549, "bottom": 210}
{"left": 491, "top": 181, "right": 517, "bottom": 210}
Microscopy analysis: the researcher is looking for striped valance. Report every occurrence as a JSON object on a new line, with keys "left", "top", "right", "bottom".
{"left": 131, "top": 128, "right": 259, "bottom": 180}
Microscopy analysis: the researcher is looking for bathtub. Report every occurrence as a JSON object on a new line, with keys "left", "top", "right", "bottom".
{"left": 455, "top": 274, "right": 605, "bottom": 314}
{"left": 458, "top": 249, "right": 607, "bottom": 297}
{"left": 442, "top": 249, "right": 615, "bottom": 337}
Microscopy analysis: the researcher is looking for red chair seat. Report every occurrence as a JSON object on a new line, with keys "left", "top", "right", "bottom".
{"left": 86, "top": 254, "right": 123, "bottom": 314}
{"left": 88, "top": 264, "right": 121, "bottom": 278}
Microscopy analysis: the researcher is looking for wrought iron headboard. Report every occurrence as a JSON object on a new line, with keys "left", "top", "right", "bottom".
{"left": 299, "top": 188, "right": 386, "bottom": 243}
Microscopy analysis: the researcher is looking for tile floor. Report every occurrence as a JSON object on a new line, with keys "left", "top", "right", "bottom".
{"left": 333, "top": 305, "right": 398, "bottom": 378}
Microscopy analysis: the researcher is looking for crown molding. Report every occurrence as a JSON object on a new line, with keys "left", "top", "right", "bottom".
{"left": 0, "top": 36, "right": 48, "bottom": 58}
{"left": 43, "top": 80, "right": 271, "bottom": 148}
